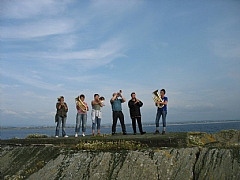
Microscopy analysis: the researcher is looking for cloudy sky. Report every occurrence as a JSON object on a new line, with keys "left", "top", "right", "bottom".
{"left": 1, "top": 0, "right": 240, "bottom": 127}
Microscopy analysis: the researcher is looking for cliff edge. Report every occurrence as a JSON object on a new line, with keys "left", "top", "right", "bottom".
{"left": 1, "top": 130, "right": 239, "bottom": 180}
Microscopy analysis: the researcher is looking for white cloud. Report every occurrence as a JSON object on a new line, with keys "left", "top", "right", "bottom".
{"left": 1, "top": 19, "right": 75, "bottom": 39}
{"left": 0, "top": 0, "right": 67, "bottom": 19}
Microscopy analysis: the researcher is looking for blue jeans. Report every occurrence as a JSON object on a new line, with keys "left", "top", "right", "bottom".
{"left": 55, "top": 115, "right": 67, "bottom": 136}
{"left": 155, "top": 109, "right": 167, "bottom": 127}
{"left": 75, "top": 113, "right": 87, "bottom": 133}
{"left": 92, "top": 117, "right": 101, "bottom": 130}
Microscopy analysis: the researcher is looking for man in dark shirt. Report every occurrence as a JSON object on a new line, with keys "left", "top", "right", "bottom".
{"left": 128, "top": 92, "right": 146, "bottom": 135}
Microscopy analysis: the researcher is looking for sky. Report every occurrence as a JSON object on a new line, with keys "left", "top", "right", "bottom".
{"left": 1, "top": 0, "right": 240, "bottom": 127}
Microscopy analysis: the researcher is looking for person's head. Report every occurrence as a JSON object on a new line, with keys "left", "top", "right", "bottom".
{"left": 80, "top": 94, "right": 85, "bottom": 101}
{"left": 58, "top": 96, "right": 64, "bottom": 102}
{"left": 131, "top": 92, "right": 136, "bottom": 99}
{"left": 160, "top": 89, "right": 166, "bottom": 96}
{"left": 94, "top": 94, "right": 99, "bottom": 100}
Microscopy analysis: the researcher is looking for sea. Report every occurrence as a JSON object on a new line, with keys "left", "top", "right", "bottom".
{"left": 1, "top": 120, "right": 239, "bottom": 140}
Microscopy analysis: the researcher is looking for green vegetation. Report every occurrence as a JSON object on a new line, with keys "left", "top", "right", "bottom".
{"left": 25, "top": 134, "right": 48, "bottom": 139}
{"left": 75, "top": 140, "right": 149, "bottom": 151}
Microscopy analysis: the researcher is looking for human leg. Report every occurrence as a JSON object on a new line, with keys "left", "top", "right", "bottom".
{"left": 97, "top": 117, "right": 101, "bottom": 134}
{"left": 82, "top": 114, "right": 87, "bottom": 136}
{"left": 119, "top": 111, "right": 126, "bottom": 134}
{"left": 112, "top": 111, "right": 118, "bottom": 134}
{"left": 62, "top": 117, "right": 67, "bottom": 137}
{"left": 92, "top": 118, "right": 96, "bottom": 136}
{"left": 55, "top": 115, "right": 61, "bottom": 137}
{"left": 162, "top": 111, "right": 167, "bottom": 134}
{"left": 136, "top": 117, "right": 145, "bottom": 134}
{"left": 75, "top": 114, "right": 81, "bottom": 137}
{"left": 131, "top": 118, "right": 137, "bottom": 134}
{"left": 154, "top": 109, "right": 162, "bottom": 134}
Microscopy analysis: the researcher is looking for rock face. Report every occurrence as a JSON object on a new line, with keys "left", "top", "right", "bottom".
{"left": 1, "top": 130, "right": 239, "bottom": 180}
{"left": 1, "top": 146, "right": 239, "bottom": 180}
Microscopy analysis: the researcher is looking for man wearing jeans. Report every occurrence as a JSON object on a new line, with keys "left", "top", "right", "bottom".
{"left": 110, "top": 91, "right": 127, "bottom": 135}
{"left": 154, "top": 89, "right": 168, "bottom": 135}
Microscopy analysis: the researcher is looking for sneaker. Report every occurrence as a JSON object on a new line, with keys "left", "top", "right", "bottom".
{"left": 75, "top": 134, "right": 78, "bottom": 137}
{"left": 141, "top": 132, "right": 146, "bottom": 135}
{"left": 82, "top": 134, "right": 85, "bottom": 137}
{"left": 112, "top": 132, "right": 116, "bottom": 135}
{"left": 162, "top": 131, "right": 166, "bottom": 135}
{"left": 64, "top": 135, "right": 68, "bottom": 137}
{"left": 123, "top": 132, "right": 127, "bottom": 135}
{"left": 55, "top": 136, "right": 59, "bottom": 138}
{"left": 133, "top": 132, "right": 136, "bottom": 135}
{"left": 154, "top": 130, "right": 159, "bottom": 135}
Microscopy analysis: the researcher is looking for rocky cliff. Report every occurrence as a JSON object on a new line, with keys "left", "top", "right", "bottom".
{"left": 1, "top": 130, "right": 239, "bottom": 180}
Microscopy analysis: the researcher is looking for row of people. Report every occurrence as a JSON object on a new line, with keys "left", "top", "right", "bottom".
{"left": 55, "top": 89, "right": 168, "bottom": 137}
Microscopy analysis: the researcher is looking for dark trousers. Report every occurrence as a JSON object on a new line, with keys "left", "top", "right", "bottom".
{"left": 112, "top": 111, "right": 126, "bottom": 133}
{"left": 131, "top": 117, "right": 143, "bottom": 133}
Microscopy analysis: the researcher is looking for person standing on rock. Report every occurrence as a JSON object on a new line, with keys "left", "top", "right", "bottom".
{"left": 154, "top": 89, "right": 168, "bottom": 135}
{"left": 75, "top": 94, "right": 89, "bottom": 137}
{"left": 110, "top": 90, "right": 127, "bottom": 135}
{"left": 128, "top": 92, "right": 146, "bottom": 135}
{"left": 55, "top": 96, "right": 68, "bottom": 138}
{"left": 91, "top": 94, "right": 104, "bottom": 136}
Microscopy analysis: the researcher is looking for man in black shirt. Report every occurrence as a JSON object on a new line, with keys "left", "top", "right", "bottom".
{"left": 128, "top": 92, "right": 146, "bottom": 135}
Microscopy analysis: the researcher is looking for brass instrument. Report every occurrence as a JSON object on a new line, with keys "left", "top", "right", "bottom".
{"left": 117, "top": 90, "right": 122, "bottom": 96}
{"left": 152, "top": 90, "right": 164, "bottom": 108}
{"left": 99, "top": 96, "right": 105, "bottom": 103}
{"left": 75, "top": 96, "right": 87, "bottom": 112}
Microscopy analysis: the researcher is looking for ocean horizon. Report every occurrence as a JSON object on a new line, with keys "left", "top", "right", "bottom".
{"left": 1, "top": 120, "right": 239, "bottom": 140}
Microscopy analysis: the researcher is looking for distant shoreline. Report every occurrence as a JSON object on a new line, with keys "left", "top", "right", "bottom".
{"left": 1, "top": 120, "right": 239, "bottom": 130}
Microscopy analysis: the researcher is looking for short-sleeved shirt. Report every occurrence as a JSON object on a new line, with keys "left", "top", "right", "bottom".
{"left": 158, "top": 96, "right": 168, "bottom": 111}
{"left": 111, "top": 99, "right": 123, "bottom": 111}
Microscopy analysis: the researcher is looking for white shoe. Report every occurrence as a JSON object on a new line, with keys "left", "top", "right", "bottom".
{"left": 64, "top": 135, "right": 68, "bottom": 137}
{"left": 55, "top": 136, "right": 58, "bottom": 138}
{"left": 82, "top": 134, "right": 85, "bottom": 137}
{"left": 75, "top": 134, "right": 78, "bottom": 137}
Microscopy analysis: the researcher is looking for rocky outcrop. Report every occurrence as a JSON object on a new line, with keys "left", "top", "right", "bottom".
{"left": 1, "top": 130, "right": 239, "bottom": 180}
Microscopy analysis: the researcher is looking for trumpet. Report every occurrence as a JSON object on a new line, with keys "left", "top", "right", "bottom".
{"left": 152, "top": 89, "right": 164, "bottom": 108}
{"left": 75, "top": 96, "right": 87, "bottom": 112}
{"left": 117, "top": 90, "right": 122, "bottom": 97}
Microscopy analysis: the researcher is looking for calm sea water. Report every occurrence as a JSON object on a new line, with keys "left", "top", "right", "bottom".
{"left": 1, "top": 121, "right": 239, "bottom": 140}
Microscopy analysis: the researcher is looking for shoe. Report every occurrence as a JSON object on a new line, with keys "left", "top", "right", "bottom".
{"left": 75, "top": 134, "right": 78, "bottom": 137}
{"left": 82, "top": 134, "right": 85, "bottom": 137}
{"left": 162, "top": 131, "right": 166, "bottom": 135}
{"left": 55, "top": 136, "right": 59, "bottom": 138}
{"left": 64, "top": 135, "right": 68, "bottom": 137}
{"left": 141, "top": 132, "right": 146, "bottom": 135}
{"left": 133, "top": 133, "right": 136, "bottom": 135}
{"left": 92, "top": 133, "right": 95, "bottom": 136}
{"left": 154, "top": 130, "right": 159, "bottom": 135}
{"left": 123, "top": 132, "right": 127, "bottom": 135}
{"left": 112, "top": 132, "right": 116, "bottom": 135}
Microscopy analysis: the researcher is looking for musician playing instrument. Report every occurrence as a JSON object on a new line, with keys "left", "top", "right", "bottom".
{"left": 75, "top": 94, "right": 89, "bottom": 137}
{"left": 91, "top": 94, "right": 104, "bottom": 136}
{"left": 128, "top": 92, "right": 146, "bottom": 135}
{"left": 55, "top": 96, "right": 68, "bottom": 138}
{"left": 110, "top": 90, "right": 127, "bottom": 135}
{"left": 154, "top": 89, "right": 168, "bottom": 135}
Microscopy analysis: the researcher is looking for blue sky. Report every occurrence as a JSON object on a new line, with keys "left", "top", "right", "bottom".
{"left": 1, "top": 0, "right": 240, "bottom": 127}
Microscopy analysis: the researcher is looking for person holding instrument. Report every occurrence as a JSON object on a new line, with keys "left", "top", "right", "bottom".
{"left": 75, "top": 94, "right": 89, "bottom": 137}
{"left": 110, "top": 90, "right": 127, "bottom": 135}
{"left": 91, "top": 94, "right": 104, "bottom": 136}
{"left": 128, "top": 92, "right": 146, "bottom": 135}
{"left": 154, "top": 89, "right": 168, "bottom": 135}
{"left": 55, "top": 96, "right": 68, "bottom": 138}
